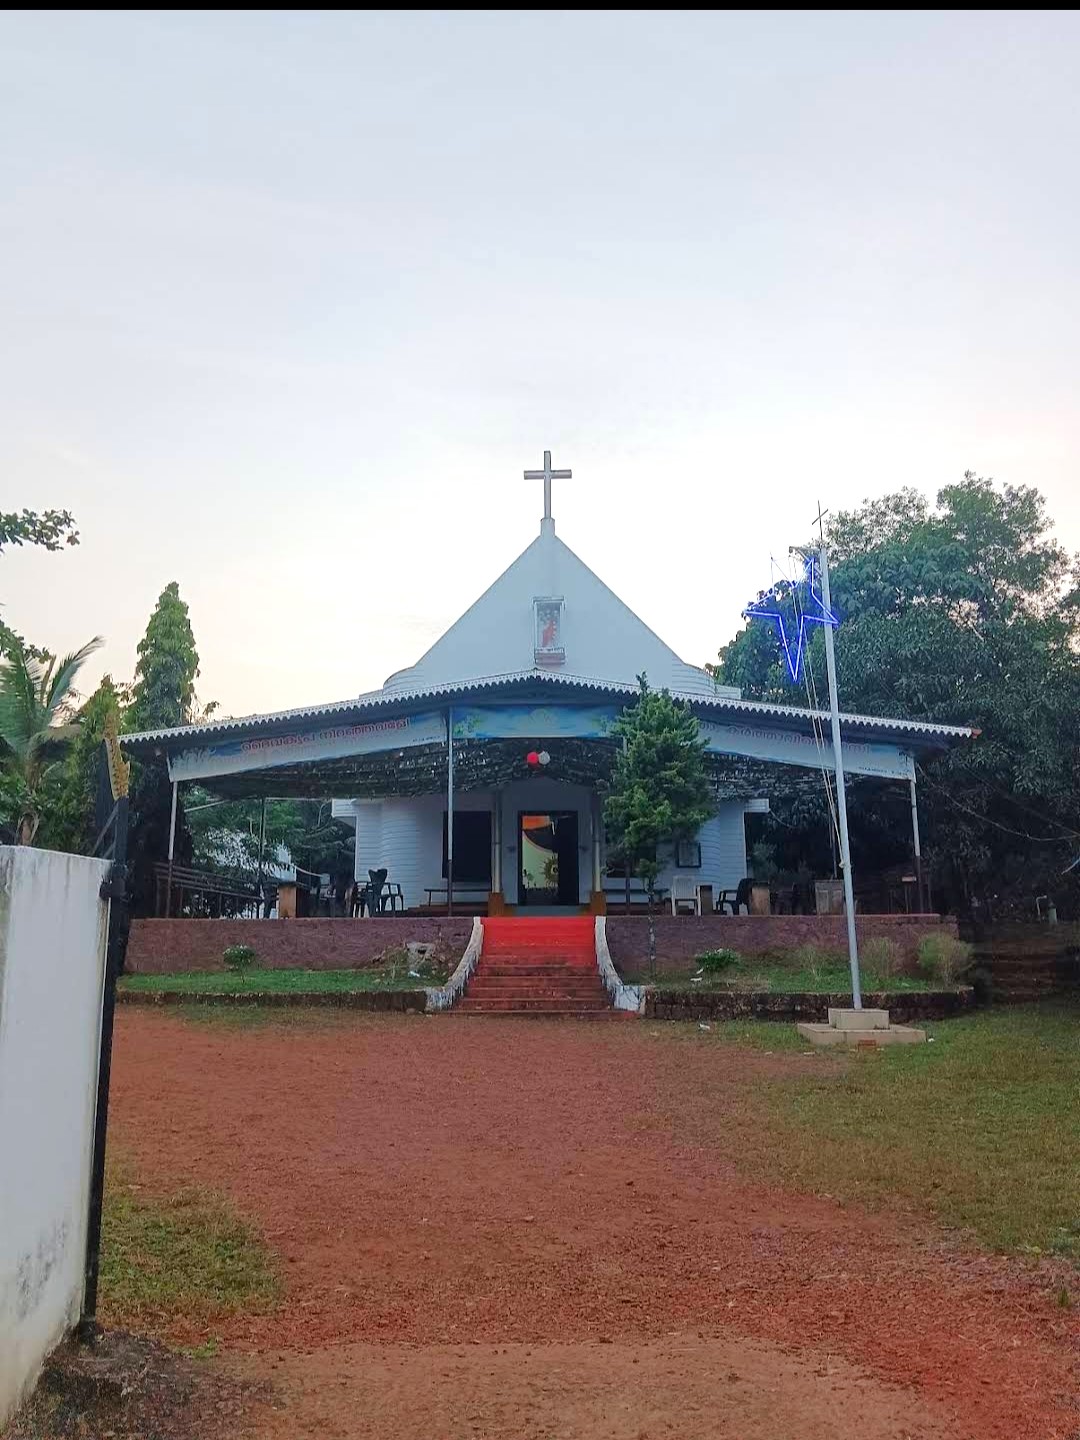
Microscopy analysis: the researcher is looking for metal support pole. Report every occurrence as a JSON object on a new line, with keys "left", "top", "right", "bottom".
{"left": 591, "top": 793, "right": 602, "bottom": 893}
{"left": 164, "top": 779, "right": 178, "bottom": 917}
{"left": 819, "top": 543, "right": 862, "bottom": 1008}
{"left": 81, "top": 741, "right": 130, "bottom": 1341}
{"left": 492, "top": 790, "right": 501, "bottom": 894}
{"left": 909, "top": 771, "right": 926, "bottom": 913}
{"left": 256, "top": 796, "right": 267, "bottom": 918}
{"left": 446, "top": 708, "right": 454, "bottom": 917}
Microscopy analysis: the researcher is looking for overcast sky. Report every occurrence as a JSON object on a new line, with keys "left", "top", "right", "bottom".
{"left": 3, "top": 10, "right": 1079, "bottom": 718}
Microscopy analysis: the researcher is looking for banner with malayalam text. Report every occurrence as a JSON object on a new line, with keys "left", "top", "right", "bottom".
{"left": 699, "top": 719, "right": 913, "bottom": 780}
{"left": 167, "top": 709, "right": 448, "bottom": 783}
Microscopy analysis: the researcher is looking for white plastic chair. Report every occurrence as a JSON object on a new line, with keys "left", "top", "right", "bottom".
{"left": 670, "top": 875, "right": 701, "bottom": 916}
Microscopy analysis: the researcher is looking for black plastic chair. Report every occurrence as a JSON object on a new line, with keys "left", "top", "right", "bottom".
{"left": 732, "top": 877, "right": 754, "bottom": 915}
{"left": 366, "top": 867, "right": 389, "bottom": 915}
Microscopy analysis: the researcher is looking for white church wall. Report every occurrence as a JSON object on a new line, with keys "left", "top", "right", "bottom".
{"left": 654, "top": 804, "right": 748, "bottom": 902}
{"left": 349, "top": 786, "right": 748, "bottom": 911}
{"left": 372, "top": 792, "right": 496, "bottom": 909}
{"left": 351, "top": 800, "right": 383, "bottom": 882}
{"left": 373, "top": 797, "right": 435, "bottom": 907}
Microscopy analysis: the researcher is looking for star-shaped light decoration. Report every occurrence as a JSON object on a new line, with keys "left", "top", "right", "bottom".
{"left": 743, "top": 554, "right": 839, "bottom": 683}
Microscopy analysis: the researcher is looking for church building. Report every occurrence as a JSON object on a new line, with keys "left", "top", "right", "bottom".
{"left": 125, "top": 451, "right": 971, "bottom": 915}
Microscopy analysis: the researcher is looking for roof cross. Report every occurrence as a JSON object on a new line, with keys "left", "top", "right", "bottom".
{"left": 524, "top": 448, "right": 572, "bottom": 522}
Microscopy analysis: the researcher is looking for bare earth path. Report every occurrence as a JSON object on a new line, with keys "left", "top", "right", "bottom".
{"left": 109, "top": 1011, "right": 1080, "bottom": 1439}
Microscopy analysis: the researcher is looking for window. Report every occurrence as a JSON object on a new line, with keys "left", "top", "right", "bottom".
{"left": 442, "top": 811, "right": 492, "bottom": 883}
{"left": 533, "top": 596, "right": 565, "bottom": 667}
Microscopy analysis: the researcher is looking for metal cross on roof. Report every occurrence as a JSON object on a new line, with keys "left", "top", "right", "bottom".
{"left": 524, "top": 448, "right": 572, "bottom": 522}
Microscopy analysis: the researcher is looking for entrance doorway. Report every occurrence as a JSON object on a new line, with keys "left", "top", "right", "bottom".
{"left": 518, "top": 812, "right": 579, "bottom": 906}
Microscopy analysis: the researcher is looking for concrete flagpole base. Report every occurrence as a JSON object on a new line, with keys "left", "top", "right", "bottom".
{"left": 797, "top": 1007, "right": 927, "bottom": 1048}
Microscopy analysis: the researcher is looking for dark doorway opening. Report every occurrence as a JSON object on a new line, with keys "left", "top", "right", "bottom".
{"left": 518, "top": 811, "right": 579, "bottom": 906}
{"left": 442, "top": 810, "right": 492, "bottom": 883}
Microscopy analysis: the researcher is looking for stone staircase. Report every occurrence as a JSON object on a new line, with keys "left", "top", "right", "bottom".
{"left": 970, "top": 923, "right": 1080, "bottom": 1003}
{"left": 456, "top": 916, "right": 614, "bottom": 1017}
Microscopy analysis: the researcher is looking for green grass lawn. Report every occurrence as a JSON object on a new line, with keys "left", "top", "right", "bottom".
{"left": 101, "top": 1158, "right": 280, "bottom": 1331}
{"left": 710, "top": 1003, "right": 1080, "bottom": 1260}
{"left": 119, "top": 965, "right": 432, "bottom": 995}
{"left": 624, "top": 961, "right": 943, "bottom": 993}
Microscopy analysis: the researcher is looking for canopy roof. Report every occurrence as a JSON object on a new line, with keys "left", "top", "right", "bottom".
{"left": 122, "top": 672, "right": 974, "bottom": 801}
{"left": 124, "top": 671, "right": 973, "bottom": 754}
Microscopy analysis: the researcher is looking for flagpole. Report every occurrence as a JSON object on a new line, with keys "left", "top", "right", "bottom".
{"left": 817, "top": 541, "right": 862, "bottom": 1008}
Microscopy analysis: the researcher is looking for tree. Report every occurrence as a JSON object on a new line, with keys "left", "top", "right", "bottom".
{"left": 715, "top": 475, "right": 1080, "bottom": 916}
{"left": 186, "top": 794, "right": 355, "bottom": 908}
{"left": 1, "top": 506, "right": 79, "bottom": 662}
{"left": 40, "top": 675, "right": 125, "bottom": 853}
{"left": 0, "top": 636, "right": 103, "bottom": 844}
{"left": 0, "top": 508, "right": 79, "bottom": 555}
{"left": 126, "top": 584, "right": 201, "bottom": 915}
{"left": 605, "top": 676, "right": 714, "bottom": 972}
{"left": 127, "top": 582, "right": 200, "bottom": 733}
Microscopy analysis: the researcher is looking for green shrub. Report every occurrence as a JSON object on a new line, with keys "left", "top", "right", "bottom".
{"left": 917, "top": 932, "right": 973, "bottom": 986}
{"left": 788, "top": 943, "right": 844, "bottom": 984}
{"left": 222, "top": 944, "right": 257, "bottom": 973}
{"left": 862, "top": 936, "right": 904, "bottom": 981}
{"left": 696, "top": 948, "right": 741, "bottom": 974}
{"left": 728, "top": 969, "right": 772, "bottom": 992}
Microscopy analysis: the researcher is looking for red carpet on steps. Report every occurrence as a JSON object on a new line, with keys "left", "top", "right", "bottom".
{"left": 456, "top": 917, "right": 615, "bottom": 1017}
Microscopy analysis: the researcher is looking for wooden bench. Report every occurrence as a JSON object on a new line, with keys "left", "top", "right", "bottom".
{"left": 423, "top": 885, "right": 491, "bottom": 909}
{"left": 602, "top": 879, "right": 670, "bottom": 912}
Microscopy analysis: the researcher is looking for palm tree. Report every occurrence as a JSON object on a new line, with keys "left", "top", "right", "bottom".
{"left": 0, "top": 636, "right": 103, "bottom": 844}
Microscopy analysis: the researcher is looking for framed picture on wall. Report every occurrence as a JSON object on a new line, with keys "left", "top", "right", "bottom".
{"left": 676, "top": 839, "right": 701, "bottom": 869}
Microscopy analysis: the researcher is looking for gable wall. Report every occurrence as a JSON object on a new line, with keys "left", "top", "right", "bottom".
{"left": 385, "top": 529, "right": 716, "bottom": 696}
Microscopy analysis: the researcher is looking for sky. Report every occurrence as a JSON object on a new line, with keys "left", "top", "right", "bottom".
{"left": 3, "top": 10, "right": 1080, "bottom": 719}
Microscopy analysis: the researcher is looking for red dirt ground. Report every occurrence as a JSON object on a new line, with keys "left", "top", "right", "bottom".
{"left": 108, "top": 1010, "right": 1080, "bottom": 1439}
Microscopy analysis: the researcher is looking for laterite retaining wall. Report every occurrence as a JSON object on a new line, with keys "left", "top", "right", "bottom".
{"left": 125, "top": 917, "right": 473, "bottom": 975}
{"left": 606, "top": 914, "right": 959, "bottom": 976}
{"left": 645, "top": 986, "right": 975, "bottom": 1025}
{"left": 117, "top": 987, "right": 429, "bottom": 1012}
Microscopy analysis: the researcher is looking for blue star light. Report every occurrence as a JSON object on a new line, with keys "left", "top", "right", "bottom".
{"left": 743, "top": 555, "right": 839, "bottom": 683}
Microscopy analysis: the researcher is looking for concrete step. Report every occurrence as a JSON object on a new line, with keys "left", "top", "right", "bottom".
{"left": 451, "top": 1010, "right": 627, "bottom": 1021}
{"left": 480, "top": 959, "right": 597, "bottom": 969}
{"left": 457, "top": 999, "right": 613, "bottom": 1013}
{"left": 479, "top": 968, "right": 596, "bottom": 977}
{"left": 468, "top": 974, "right": 605, "bottom": 987}
{"left": 486, "top": 944, "right": 596, "bottom": 956}
{"left": 466, "top": 988, "right": 608, "bottom": 1002}
{"left": 469, "top": 972, "right": 604, "bottom": 985}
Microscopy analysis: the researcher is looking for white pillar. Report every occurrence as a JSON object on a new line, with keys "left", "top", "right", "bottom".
{"left": 591, "top": 793, "right": 602, "bottom": 893}
{"left": 909, "top": 770, "right": 926, "bottom": 912}
{"left": 819, "top": 545, "right": 862, "bottom": 1009}
{"left": 164, "top": 779, "right": 179, "bottom": 918}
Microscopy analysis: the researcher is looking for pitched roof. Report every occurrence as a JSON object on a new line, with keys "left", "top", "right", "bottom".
{"left": 382, "top": 518, "right": 724, "bottom": 699}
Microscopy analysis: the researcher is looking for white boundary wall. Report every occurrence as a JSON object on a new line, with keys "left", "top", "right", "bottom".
{"left": 0, "top": 847, "right": 110, "bottom": 1426}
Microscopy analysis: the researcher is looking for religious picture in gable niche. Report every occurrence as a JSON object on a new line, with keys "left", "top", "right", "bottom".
{"left": 534, "top": 597, "right": 565, "bottom": 668}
